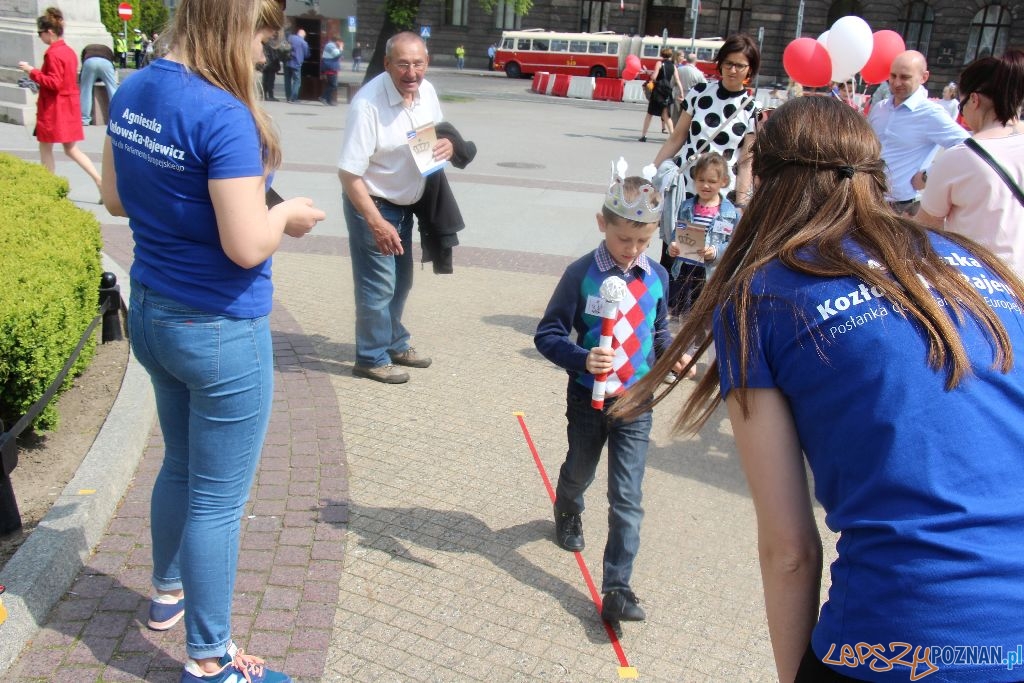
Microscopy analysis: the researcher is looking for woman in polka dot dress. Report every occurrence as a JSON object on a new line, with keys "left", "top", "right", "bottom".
{"left": 652, "top": 34, "right": 761, "bottom": 316}
{"left": 654, "top": 33, "right": 761, "bottom": 204}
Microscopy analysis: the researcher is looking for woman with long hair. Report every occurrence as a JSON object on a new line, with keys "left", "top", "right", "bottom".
{"left": 618, "top": 95, "right": 1024, "bottom": 682}
{"left": 18, "top": 7, "right": 102, "bottom": 195}
{"left": 101, "top": 1, "right": 325, "bottom": 681}
{"left": 920, "top": 49, "right": 1024, "bottom": 277}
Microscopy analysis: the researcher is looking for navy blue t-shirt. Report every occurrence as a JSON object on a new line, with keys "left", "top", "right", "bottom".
{"left": 715, "top": 233, "right": 1024, "bottom": 681}
{"left": 107, "top": 59, "right": 270, "bottom": 317}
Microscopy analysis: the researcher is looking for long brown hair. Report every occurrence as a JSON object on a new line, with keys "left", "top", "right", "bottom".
{"left": 166, "top": 0, "right": 283, "bottom": 174}
{"left": 615, "top": 95, "right": 1024, "bottom": 431}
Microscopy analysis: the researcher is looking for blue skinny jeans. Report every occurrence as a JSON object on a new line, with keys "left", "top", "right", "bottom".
{"left": 128, "top": 280, "right": 273, "bottom": 660}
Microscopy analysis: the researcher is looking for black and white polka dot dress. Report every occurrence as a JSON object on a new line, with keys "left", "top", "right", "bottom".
{"left": 679, "top": 81, "right": 760, "bottom": 199}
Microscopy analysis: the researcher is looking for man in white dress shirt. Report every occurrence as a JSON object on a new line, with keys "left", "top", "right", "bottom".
{"left": 338, "top": 32, "right": 453, "bottom": 383}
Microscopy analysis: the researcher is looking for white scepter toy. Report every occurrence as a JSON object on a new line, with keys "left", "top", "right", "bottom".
{"left": 591, "top": 275, "right": 627, "bottom": 409}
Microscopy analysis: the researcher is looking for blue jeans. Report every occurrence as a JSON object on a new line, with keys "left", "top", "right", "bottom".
{"left": 555, "top": 384, "right": 652, "bottom": 593}
{"left": 284, "top": 65, "right": 301, "bottom": 101}
{"left": 128, "top": 280, "right": 273, "bottom": 661}
{"left": 79, "top": 57, "right": 118, "bottom": 125}
{"left": 343, "top": 193, "right": 414, "bottom": 367}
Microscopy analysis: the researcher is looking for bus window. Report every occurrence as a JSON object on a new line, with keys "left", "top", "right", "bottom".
{"left": 517, "top": 38, "right": 531, "bottom": 50}
{"left": 570, "top": 40, "right": 587, "bottom": 52}
{"left": 533, "top": 39, "right": 549, "bottom": 51}
{"left": 550, "top": 39, "right": 568, "bottom": 52}
{"left": 502, "top": 37, "right": 514, "bottom": 49}
{"left": 589, "top": 41, "right": 608, "bottom": 54}
{"left": 642, "top": 44, "right": 660, "bottom": 58}
{"left": 697, "top": 47, "right": 716, "bottom": 61}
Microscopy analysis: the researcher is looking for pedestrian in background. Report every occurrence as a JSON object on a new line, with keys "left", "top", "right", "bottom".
{"left": 455, "top": 44, "right": 465, "bottom": 70}
{"left": 18, "top": 7, "right": 102, "bottom": 196}
{"left": 261, "top": 33, "right": 280, "bottom": 101}
{"left": 618, "top": 94, "right": 1024, "bottom": 682}
{"left": 319, "top": 36, "right": 342, "bottom": 106}
{"left": 79, "top": 43, "right": 119, "bottom": 126}
{"left": 487, "top": 43, "right": 496, "bottom": 71}
{"left": 100, "top": 0, "right": 324, "bottom": 680}
{"left": 352, "top": 42, "right": 363, "bottom": 71}
{"left": 285, "top": 28, "right": 308, "bottom": 102}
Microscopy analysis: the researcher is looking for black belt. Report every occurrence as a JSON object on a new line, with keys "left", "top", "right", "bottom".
{"left": 889, "top": 198, "right": 919, "bottom": 208}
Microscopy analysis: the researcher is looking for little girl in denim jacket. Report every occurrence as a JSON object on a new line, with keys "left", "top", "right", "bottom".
{"left": 667, "top": 153, "right": 741, "bottom": 314}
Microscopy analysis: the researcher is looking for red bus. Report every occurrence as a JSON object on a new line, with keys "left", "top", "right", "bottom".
{"left": 493, "top": 29, "right": 723, "bottom": 80}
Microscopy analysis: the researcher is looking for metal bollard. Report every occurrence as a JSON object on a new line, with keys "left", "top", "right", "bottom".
{"left": 0, "top": 421, "right": 22, "bottom": 535}
{"left": 99, "top": 272, "right": 123, "bottom": 343}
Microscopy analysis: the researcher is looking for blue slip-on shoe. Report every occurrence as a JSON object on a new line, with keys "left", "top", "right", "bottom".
{"left": 181, "top": 647, "right": 292, "bottom": 683}
{"left": 147, "top": 593, "right": 185, "bottom": 631}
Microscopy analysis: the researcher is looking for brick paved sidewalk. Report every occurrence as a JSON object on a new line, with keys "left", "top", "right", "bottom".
{"left": 6, "top": 261, "right": 347, "bottom": 681}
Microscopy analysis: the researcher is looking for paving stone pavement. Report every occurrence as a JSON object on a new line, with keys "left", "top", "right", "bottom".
{"left": 0, "top": 67, "right": 838, "bottom": 681}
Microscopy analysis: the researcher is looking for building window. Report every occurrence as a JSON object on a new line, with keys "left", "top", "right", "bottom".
{"left": 445, "top": 0, "right": 468, "bottom": 26}
{"left": 826, "top": 0, "right": 864, "bottom": 27}
{"left": 495, "top": 0, "right": 522, "bottom": 30}
{"left": 719, "top": 0, "right": 748, "bottom": 37}
{"left": 899, "top": 2, "right": 934, "bottom": 56}
{"left": 581, "top": 1, "right": 609, "bottom": 32}
{"left": 965, "top": 4, "right": 1011, "bottom": 62}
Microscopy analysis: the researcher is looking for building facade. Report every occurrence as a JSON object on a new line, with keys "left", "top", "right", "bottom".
{"left": 355, "top": 0, "right": 1024, "bottom": 93}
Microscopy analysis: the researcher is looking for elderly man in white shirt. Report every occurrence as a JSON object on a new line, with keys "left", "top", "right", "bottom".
{"left": 338, "top": 32, "right": 453, "bottom": 384}
{"left": 868, "top": 50, "right": 968, "bottom": 215}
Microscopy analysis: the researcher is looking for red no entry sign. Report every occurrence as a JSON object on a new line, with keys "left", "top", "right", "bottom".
{"left": 118, "top": 3, "right": 133, "bottom": 21}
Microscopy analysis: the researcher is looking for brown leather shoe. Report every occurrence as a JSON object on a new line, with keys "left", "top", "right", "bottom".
{"left": 389, "top": 347, "right": 432, "bottom": 368}
{"left": 352, "top": 363, "right": 409, "bottom": 384}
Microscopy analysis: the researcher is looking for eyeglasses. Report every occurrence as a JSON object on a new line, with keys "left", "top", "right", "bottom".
{"left": 721, "top": 61, "right": 750, "bottom": 72}
{"left": 392, "top": 61, "right": 427, "bottom": 72}
{"left": 958, "top": 93, "right": 971, "bottom": 115}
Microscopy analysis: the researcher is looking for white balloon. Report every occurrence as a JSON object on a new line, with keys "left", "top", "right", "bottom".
{"left": 817, "top": 31, "right": 830, "bottom": 47}
{"left": 827, "top": 16, "right": 873, "bottom": 81}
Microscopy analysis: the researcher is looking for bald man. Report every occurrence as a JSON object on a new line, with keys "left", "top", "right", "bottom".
{"left": 868, "top": 50, "right": 967, "bottom": 215}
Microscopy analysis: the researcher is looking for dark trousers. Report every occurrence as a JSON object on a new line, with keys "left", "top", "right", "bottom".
{"left": 660, "top": 241, "right": 705, "bottom": 317}
{"left": 261, "top": 67, "right": 277, "bottom": 100}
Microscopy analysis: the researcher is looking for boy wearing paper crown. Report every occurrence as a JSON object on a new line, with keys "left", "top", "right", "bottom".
{"left": 534, "top": 164, "right": 686, "bottom": 624}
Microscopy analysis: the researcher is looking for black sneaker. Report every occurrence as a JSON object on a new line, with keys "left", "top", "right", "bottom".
{"left": 553, "top": 506, "right": 584, "bottom": 552}
{"left": 601, "top": 589, "right": 646, "bottom": 622}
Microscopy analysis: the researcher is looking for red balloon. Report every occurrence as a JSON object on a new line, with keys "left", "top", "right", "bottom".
{"left": 861, "top": 30, "right": 906, "bottom": 84}
{"left": 783, "top": 38, "right": 832, "bottom": 88}
{"left": 622, "top": 54, "right": 641, "bottom": 80}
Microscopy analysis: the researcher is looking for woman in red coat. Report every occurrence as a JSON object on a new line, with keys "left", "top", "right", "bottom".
{"left": 18, "top": 7, "right": 101, "bottom": 193}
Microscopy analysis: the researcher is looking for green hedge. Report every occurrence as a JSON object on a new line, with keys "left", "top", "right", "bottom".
{"left": 0, "top": 153, "right": 103, "bottom": 432}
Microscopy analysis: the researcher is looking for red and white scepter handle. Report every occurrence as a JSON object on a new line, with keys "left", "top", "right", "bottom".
{"left": 591, "top": 276, "right": 627, "bottom": 409}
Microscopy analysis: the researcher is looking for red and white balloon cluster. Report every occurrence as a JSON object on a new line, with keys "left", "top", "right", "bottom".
{"left": 783, "top": 17, "right": 906, "bottom": 88}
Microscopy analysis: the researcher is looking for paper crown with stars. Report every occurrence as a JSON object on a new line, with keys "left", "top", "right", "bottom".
{"left": 603, "top": 157, "right": 663, "bottom": 224}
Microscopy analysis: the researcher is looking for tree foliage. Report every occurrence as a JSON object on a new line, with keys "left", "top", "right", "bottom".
{"left": 99, "top": 0, "right": 170, "bottom": 40}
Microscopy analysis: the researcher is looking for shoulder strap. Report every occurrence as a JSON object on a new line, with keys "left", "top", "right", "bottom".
{"left": 963, "top": 137, "right": 1024, "bottom": 208}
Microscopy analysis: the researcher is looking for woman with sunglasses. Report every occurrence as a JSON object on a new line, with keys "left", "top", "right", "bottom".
{"left": 18, "top": 7, "right": 102, "bottom": 196}
{"left": 919, "top": 49, "right": 1024, "bottom": 277}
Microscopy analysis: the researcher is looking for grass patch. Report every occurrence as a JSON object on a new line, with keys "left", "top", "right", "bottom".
{"left": 440, "top": 94, "right": 474, "bottom": 103}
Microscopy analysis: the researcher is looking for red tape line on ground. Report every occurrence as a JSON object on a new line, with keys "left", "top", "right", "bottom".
{"left": 514, "top": 412, "right": 638, "bottom": 678}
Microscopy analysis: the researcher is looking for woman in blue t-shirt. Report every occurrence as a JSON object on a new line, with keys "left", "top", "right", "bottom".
{"left": 619, "top": 96, "right": 1024, "bottom": 682}
{"left": 100, "top": 1, "right": 324, "bottom": 681}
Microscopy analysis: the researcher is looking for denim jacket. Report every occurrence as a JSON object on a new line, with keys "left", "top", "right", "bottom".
{"left": 672, "top": 195, "right": 740, "bottom": 278}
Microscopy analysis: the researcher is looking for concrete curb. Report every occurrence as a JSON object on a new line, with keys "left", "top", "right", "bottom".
{"left": 0, "top": 255, "right": 154, "bottom": 675}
